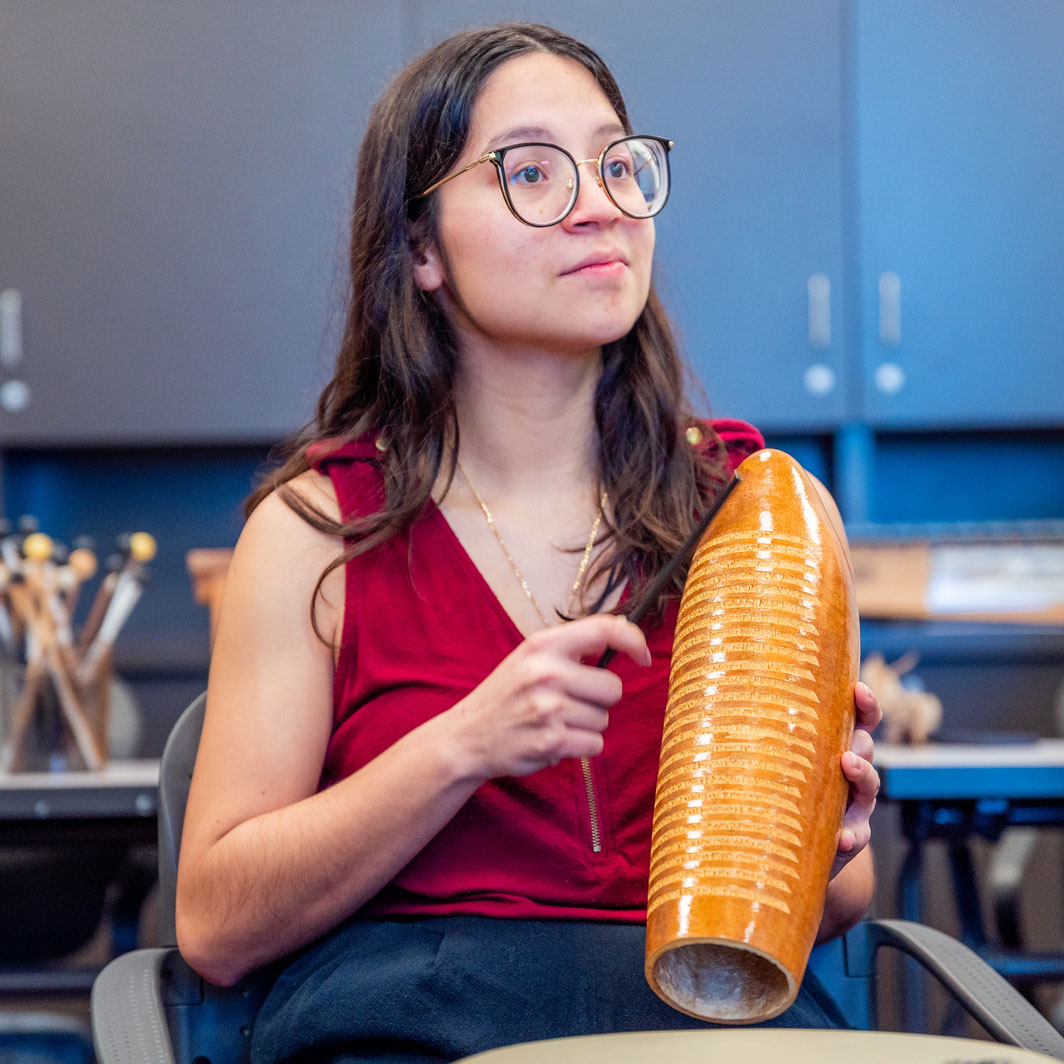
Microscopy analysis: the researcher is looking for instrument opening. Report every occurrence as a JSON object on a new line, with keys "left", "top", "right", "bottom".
{"left": 651, "top": 941, "right": 795, "bottom": 1024}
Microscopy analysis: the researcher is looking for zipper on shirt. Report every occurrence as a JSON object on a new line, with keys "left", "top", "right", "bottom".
{"left": 579, "top": 756, "right": 602, "bottom": 853}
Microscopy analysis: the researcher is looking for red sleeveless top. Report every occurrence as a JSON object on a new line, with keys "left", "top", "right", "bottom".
{"left": 313, "top": 419, "right": 762, "bottom": 922}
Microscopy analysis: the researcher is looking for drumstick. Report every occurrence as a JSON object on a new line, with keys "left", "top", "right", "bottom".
{"left": 1, "top": 532, "right": 23, "bottom": 574}
{"left": 77, "top": 551, "right": 125, "bottom": 652}
{"left": 4, "top": 570, "right": 61, "bottom": 761}
{"left": 78, "top": 568, "right": 147, "bottom": 679}
{"left": 78, "top": 531, "right": 156, "bottom": 654}
{"left": 595, "top": 472, "right": 741, "bottom": 669}
{"left": 45, "top": 637, "right": 105, "bottom": 769}
{"left": 4, "top": 656, "right": 47, "bottom": 770}
{"left": 0, "top": 519, "right": 16, "bottom": 651}
{"left": 18, "top": 532, "right": 71, "bottom": 651}
{"left": 6, "top": 532, "right": 53, "bottom": 648}
{"left": 34, "top": 540, "right": 83, "bottom": 661}
{"left": 0, "top": 562, "right": 16, "bottom": 655}
{"left": 21, "top": 530, "right": 53, "bottom": 564}
{"left": 6, "top": 562, "right": 105, "bottom": 770}
{"left": 20, "top": 530, "right": 55, "bottom": 605}
{"left": 78, "top": 532, "right": 156, "bottom": 683}
{"left": 62, "top": 539, "right": 98, "bottom": 617}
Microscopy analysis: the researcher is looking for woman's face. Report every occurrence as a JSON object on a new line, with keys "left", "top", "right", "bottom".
{"left": 413, "top": 52, "right": 656, "bottom": 360}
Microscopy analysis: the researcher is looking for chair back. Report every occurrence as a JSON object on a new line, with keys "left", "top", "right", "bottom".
{"left": 154, "top": 693, "right": 270, "bottom": 1064}
{"left": 157, "top": 691, "right": 206, "bottom": 946}
{"left": 808, "top": 931, "right": 872, "bottom": 1029}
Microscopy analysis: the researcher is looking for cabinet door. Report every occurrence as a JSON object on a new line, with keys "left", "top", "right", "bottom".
{"left": 408, "top": 1, "right": 850, "bottom": 429}
{"left": 854, "top": 0, "right": 1064, "bottom": 427}
{"left": 0, "top": 2, "right": 403, "bottom": 444}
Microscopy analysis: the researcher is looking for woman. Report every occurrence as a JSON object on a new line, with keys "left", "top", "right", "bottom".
{"left": 176, "top": 22, "right": 880, "bottom": 1063}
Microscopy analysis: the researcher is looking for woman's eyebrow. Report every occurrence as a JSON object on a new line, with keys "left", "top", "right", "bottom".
{"left": 482, "top": 125, "right": 554, "bottom": 150}
{"left": 480, "top": 121, "right": 628, "bottom": 153}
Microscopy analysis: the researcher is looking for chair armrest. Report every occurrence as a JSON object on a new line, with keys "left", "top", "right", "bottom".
{"left": 853, "top": 919, "right": 1064, "bottom": 1060}
{"left": 91, "top": 948, "right": 177, "bottom": 1064}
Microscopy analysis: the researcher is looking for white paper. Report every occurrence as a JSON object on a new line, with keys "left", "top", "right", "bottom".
{"left": 925, "top": 543, "right": 1064, "bottom": 614}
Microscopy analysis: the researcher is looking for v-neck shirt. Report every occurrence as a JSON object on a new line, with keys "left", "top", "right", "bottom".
{"left": 312, "top": 419, "right": 762, "bottom": 921}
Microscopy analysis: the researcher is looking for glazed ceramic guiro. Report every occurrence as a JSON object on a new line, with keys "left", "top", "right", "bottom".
{"left": 645, "top": 448, "right": 858, "bottom": 1023}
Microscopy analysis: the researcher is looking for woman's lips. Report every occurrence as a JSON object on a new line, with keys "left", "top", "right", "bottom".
{"left": 562, "top": 256, "right": 628, "bottom": 278}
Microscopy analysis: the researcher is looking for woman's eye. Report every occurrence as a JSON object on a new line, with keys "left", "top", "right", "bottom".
{"left": 605, "top": 158, "right": 632, "bottom": 180}
{"left": 508, "top": 161, "right": 550, "bottom": 186}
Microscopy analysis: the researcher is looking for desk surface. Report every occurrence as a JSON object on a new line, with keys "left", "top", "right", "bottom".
{"left": 877, "top": 739, "right": 1064, "bottom": 800}
{"left": 460, "top": 1028, "right": 1062, "bottom": 1064}
{"left": 0, "top": 759, "right": 159, "bottom": 821}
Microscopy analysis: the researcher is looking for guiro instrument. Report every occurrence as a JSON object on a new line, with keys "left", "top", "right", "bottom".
{"left": 645, "top": 448, "right": 859, "bottom": 1023}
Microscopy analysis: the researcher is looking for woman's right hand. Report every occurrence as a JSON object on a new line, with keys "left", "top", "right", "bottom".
{"left": 445, "top": 614, "right": 651, "bottom": 781}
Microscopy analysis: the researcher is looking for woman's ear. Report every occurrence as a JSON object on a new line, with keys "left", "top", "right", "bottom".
{"left": 411, "top": 240, "right": 444, "bottom": 293}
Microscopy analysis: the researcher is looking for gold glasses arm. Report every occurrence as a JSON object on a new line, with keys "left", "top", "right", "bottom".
{"left": 417, "top": 152, "right": 497, "bottom": 199}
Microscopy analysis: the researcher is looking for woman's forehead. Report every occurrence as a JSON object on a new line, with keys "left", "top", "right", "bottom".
{"left": 467, "top": 53, "right": 622, "bottom": 155}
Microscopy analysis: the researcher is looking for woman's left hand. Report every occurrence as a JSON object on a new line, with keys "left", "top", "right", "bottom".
{"left": 831, "top": 681, "right": 881, "bottom": 878}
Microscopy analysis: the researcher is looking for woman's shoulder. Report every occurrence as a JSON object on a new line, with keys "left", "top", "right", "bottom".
{"left": 305, "top": 431, "right": 387, "bottom": 521}
{"left": 242, "top": 472, "right": 342, "bottom": 553}
{"left": 307, "top": 431, "right": 385, "bottom": 472}
{"left": 217, "top": 473, "right": 345, "bottom": 654}
{"left": 692, "top": 417, "right": 764, "bottom": 473}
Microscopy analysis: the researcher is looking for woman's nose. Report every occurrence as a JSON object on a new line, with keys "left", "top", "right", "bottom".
{"left": 563, "top": 160, "right": 621, "bottom": 225}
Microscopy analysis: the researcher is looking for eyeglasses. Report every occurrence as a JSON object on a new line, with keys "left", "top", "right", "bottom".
{"left": 417, "top": 135, "right": 673, "bottom": 228}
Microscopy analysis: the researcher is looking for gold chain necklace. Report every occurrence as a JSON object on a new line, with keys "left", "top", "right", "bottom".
{"left": 456, "top": 459, "right": 606, "bottom": 627}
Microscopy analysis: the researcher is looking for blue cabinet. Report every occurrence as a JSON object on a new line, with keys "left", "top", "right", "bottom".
{"left": 2, "top": 3, "right": 1061, "bottom": 442}
{"left": 853, "top": 0, "right": 1064, "bottom": 428}
{"left": 0, "top": 2, "right": 404, "bottom": 444}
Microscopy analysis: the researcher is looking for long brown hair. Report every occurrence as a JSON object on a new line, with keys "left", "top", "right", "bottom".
{"left": 249, "top": 22, "right": 730, "bottom": 625}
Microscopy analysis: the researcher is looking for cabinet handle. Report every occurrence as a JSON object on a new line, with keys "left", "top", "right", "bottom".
{"left": 804, "top": 363, "right": 836, "bottom": 397}
{"left": 0, "top": 289, "right": 23, "bottom": 368}
{"left": 807, "top": 273, "right": 831, "bottom": 348}
{"left": 0, "top": 379, "right": 31, "bottom": 414}
{"left": 878, "top": 271, "right": 901, "bottom": 346}
{"left": 873, "top": 362, "right": 906, "bottom": 396}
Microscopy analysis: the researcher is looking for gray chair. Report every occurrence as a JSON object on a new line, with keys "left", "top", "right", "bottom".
{"left": 91, "top": 694, "right": 1064, "bottom": 1064}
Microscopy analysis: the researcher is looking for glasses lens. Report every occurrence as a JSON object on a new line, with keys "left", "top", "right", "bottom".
{"left": 498, "top": 144, "right": 577, "bottom": 226}
{"left": 602, "top": 137, "right": 669, "bottom": 219}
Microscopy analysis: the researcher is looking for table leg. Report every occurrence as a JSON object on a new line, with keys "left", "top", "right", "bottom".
{"left": 948, "top": 840, "right": 987, "bottom": 949}
{"left": 898, "top": 836, "right": 926, "bottom": 1031}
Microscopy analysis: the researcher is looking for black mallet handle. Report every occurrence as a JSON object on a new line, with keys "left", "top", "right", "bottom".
{"left": 595, "top": 472, "right": 741, "bottom": 669}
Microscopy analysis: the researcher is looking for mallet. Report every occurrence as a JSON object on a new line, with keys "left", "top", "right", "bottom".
{"left": 78, "top": 532, "right": 157, "bottom": 683}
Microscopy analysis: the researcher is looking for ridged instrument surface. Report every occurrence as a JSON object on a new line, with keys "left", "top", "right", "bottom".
{"left": 645, "top": 449, "right": 858, "bottom": 1024}
{"left": 649, "top": 530, "right": 824, "bottom": 918}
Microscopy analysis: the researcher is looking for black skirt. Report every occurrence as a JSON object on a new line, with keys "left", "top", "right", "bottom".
{"left": 250, "top": 916, "right": 848, "bottom": 1064}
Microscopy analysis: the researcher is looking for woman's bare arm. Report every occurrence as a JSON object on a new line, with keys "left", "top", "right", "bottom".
{"left": 176, "top": 474, "right": 651, "bottom": 985}
{"left": 175, "top": 476, "right": 482, "bottom": 983}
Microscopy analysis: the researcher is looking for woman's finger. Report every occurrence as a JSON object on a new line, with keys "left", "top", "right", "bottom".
{"left": 833, "top": 745, "right": 880, "bottom": 868}
{"left": 528, "top": 614, "right": 651, "bottom": 668}
{"left": 851, "top": 727, "right": 875, "bottom": 763}
{"left": 522, "top": 688, "right": 609, "bottom": 734}
{"left": 519, "top": 700, "right": 608, "bottom": 768}
{"left": 854, "top": 681, "right": 882, "bottom": 732}
{"left": 559, "top": 701, "right": 610, "bottom": 736}
{"left": 516, "top": 651, "right": 624, "bottom": 708}
{"left": 842, "top": 752, "right": 879, "bottom": 817}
